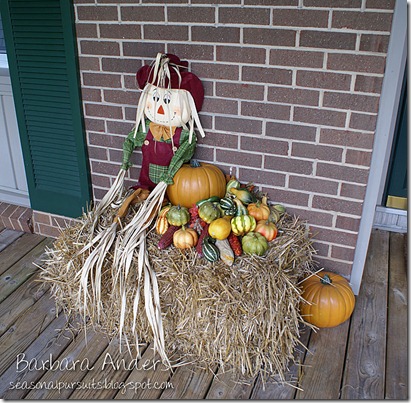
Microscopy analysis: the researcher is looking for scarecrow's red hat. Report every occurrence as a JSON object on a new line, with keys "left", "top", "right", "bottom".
{"left": 136, "top": 54, "right": 204, "bottom": 112}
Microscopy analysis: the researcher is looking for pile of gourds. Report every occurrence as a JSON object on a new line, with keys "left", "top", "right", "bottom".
{"left": 155, "top": 164, "right": 285, "bottom": 266}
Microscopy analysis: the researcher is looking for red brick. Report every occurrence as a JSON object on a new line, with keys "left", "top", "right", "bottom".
{"left": 81, "top": 88, "right": 102, "bottom": 102}
{"left": 332, "top": 11, "right": 393, "bottom": 32}
{"left": 123, "top": 42, "right": 166, "bottom": 57}
{"left": 266, "top": 122, "right": 317, "bottom": 142}
{"left": 331, "top": 245, "right": 356, "bottom": 262}
{"left": 241, "top": 101, "right": 290, "bottom": 121}
{"left": 300, "top": 30, "right": 357, "bottom": 50}
{"left": 201, "top": 132, "right": 239, "bottom": 150}
{"left": 270, "top": 49, "right": 324, "bottom": 68}
{"left": 99, "top": 24, "right": 141, "bottom": 39}
{"left": 288, "top": 207, "right": 334, "bottom": 227}
{"left": 360, "top": 34, "right": 390, "bottom": 53}
{"left": 88, "top": 146, "right": 108, "bottom": 161}
{"left": 84, "top": 118, "right": 105, "bottom": 132}
{"left": 313, "top": 256, "right": 352, "bottom": 278}
{"left": 264, "top": 156, "right": 313, "bottom": 175}
{"left": 271, "top": 9, "right": 329, "bottom": 27}
{"left": 323, "top": 92, "right": 380, "bottom": 114}
{"left": 304, "top": 0, "right": 361, "bottom": 7}
{"left": 168, "top": 6, "right": 215, "bottom": 23}
{"left": 192, "top": 0, "right": 240, "bottom": 3}
{"left": 91, "top": 174, "right": 111, "bottom": 188}
{"left": 201, "top": 98, "right": 238, "bottom": 115}
{"left": 349, "top": 113, "right": 377, "bottom": 131}
{"left": 216, "top": 149, "right": 263, "bottom": 169}
{"left": 106, "top": 121, "right": 135, "bottom": 136}
{"left": 216, "top": 45, "right": 265, "bottom": 64}
{"left": 243, "top": 28, "right": 296, "bottom": 46}
{"left": 310, "top": 225, "right": 359, "bottom": 247}
{"left": 124, "top": 106, "right": 138, "bottom": 122}
{"left": 167, "top": 45, "right": 214, "bottom": 62}
{"left": 85, "top": 103, "right": 123, "bottom": 119}
{"left": 75, "top": 23, "right": 98, "bottom": 38}
{"left": 292, "top": 142, "right": 343, "bottom": 162}
{"left": 365, "top": 0, "right": 395, "bottom": 9}
{"left": 354, "top": 75, "right": 383, "bottom": 94}
{"left": 261, "top": 188, "right": 310, "bottom": 207}
{"left": 81, "top": 40, "right": 120, "bottom": 56}
{"left": 268, "top": 87, "right": 320, "bottom": 106}
{"left": 33, "top": 212, "right": 52, "bottom": 225}
{"left": 296, "top": 70, "right": 352, "bottom": 91}
{"left": 241, "top": 136, "right": 288, "bottom": 155}
{"left": 77, "top": 6, "right": 119, "bottom": 21}
{"left": 327, "top": 53, "right": 387, "bottom": 74}
{"left": 345, "top": 149, "right": 372, "bottom": 167}
{"left": 289, "top": 175, "right": 339, "bottom": 195}
{"left": 191, "top": 62, "right": 240, "bottom": 81}
{"left": 83, "top": 73, "right": 122, "bottom": 88}
{"left": 192, "top": 26, "right": 240, "bottom": 43}
{"left": 144, "top": 25, "right": 188, "bottom": 41}
{"left": 103, "top": 89, "right": 138, "bottom": 106}
{"left": 215, "top": 116, "right": 262, "bottom": 135}
{"left": 242, "top": 66, "right": 292, "bottom": 85}
{"left": 245, "top": 0, "right": 297, "bottom": 4}
{"left": 102, "top": 58, "right": 140, "bottom": 74}
{"left": 238, "top": 168, "right": 286, "bottom": 187}
{"left": 110, "top": 149, "right": 141, "bottom": 166}
{"left": 216, "top": 82, "right": 264, "bottom": 101}
{"left": 91, "top": 161, "right": 122, "bottom": 176}
{"left": 78, "top": 56, "right": 100, "bottom": 71}
{"left": 336, "top": 215, "right": 361, "bottom": 232}
{"left": 37, "top": 223, "right": 61, "bottom": 239}
{"left": 340, "top": 183, "right": 367, "bottom": 200}
{"left": 219, "top": 7, "right": 270, "bottom": 25}
{"left": 120, "top": 6, "right": 165, "bottom": 21}
{"left": 192, "top": 145, "right": 214, "bottom": 162}
{"left": 316, "top": 162, "right": 369, "bottom": 184}
{"left": 294, "top": 107, "right": 346, "bottom": 128}
{"left": 320, "top": 128, "right": 374, "bottom": 150}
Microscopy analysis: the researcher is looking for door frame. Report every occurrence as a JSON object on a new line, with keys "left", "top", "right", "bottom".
{"left": 350, "top": 0, "right": 407, "bottom": 295}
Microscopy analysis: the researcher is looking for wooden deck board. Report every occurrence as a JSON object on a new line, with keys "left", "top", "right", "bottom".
{"left": 0, "top": 229, "right": 24, "bottom": 253}
{"left": 385, "top": 232, "right": 408, "bottom": 399}
{"left": 0, "top": 229, "right": 407, "bottom": 400}
{"left": 340, "top": 229, "right": 389, "bottom": 399}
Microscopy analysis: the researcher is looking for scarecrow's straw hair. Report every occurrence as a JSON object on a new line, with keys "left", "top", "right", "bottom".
{"left": 39, "top": 200, "right": 316, "bottom": 383}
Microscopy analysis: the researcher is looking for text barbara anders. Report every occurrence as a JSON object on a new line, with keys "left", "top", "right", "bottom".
{"left": 16, "top": 352, "right": 171, "bottom": 372}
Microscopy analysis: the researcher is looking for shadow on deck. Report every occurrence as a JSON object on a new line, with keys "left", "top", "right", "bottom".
{"left": 0, "top": 227, "right": 407, "bottom": 399}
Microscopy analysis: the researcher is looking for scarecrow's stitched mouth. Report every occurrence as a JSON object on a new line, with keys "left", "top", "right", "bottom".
{"left": 147, "top": 110, "right": 178, "bottom": 124}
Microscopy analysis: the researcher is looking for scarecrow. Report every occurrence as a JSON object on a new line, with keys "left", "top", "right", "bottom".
{"left": 76, "top": 53, "right": 205, "bottom": 365}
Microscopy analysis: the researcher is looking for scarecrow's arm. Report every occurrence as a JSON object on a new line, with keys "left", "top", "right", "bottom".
{"left": 121, "top": 125, "right": 147, "bottom": 170}
{"left": 159, "top": 130, "right": 197, "bottom": 185}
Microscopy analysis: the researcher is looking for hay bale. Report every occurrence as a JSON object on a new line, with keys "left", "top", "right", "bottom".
{"left": 40, "top": 205, "right": 316, "bottom": 381}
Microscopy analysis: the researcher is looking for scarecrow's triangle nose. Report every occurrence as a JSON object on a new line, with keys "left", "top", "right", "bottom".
{"left": 157, "top": 105, "right": 165, "bottom": 115}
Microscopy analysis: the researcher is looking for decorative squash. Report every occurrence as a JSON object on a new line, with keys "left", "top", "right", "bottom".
{"left": 208, "top": 217, "right": 232, "bottom": 240}
{"left": 232, "top": 198, "right": 248, "bottom": 216}
{"left": 202, "top": 236, "right": 220, "bottom": 262}
{"left": 225, "top": 178, "right": 240, "bottom": 196}
{"left": 229, "top": 187, "right": 256, "bottom": 205}
{"left": 231, "top": 215, "right": 256, "bottom": 236}
{"left": 247, "top": 196, "right": 270, "bottom": 221}
{"left": 173, "top": 226, "right": 198, "bottom": 249}
{"left": 300, "top": 271, "right": 355, "bottom": 328}
{"left": 167, "top": 160, "right": 226, "bottom": 208}
{"left": 219, "top": 197, "right": 237, "bottom": 216}
{"left": 242, "top": 232, "right": 268, "bottom": 256}
{"left": 198, "top": 201, "right": 222, "bottom": 224}
{"left": 255, "top": 220, "right": 278, "bottom": 242}
{"left": 215, "top": 239, "right": 234, "bottom": 266}
{"left": 155, "top": 216, "right": 169, "bottom": 235}
{"left": 166, "top": 205, "right": 190, "bottom": 226}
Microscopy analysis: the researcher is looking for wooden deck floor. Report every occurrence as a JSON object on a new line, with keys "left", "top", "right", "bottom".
{"left": 0, "top": 226, "right": 407, "bottom": 399}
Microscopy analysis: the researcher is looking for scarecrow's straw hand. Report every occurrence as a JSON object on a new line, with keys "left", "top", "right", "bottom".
{"left": 113, "top": 188, "right": 150, "bottom": 224}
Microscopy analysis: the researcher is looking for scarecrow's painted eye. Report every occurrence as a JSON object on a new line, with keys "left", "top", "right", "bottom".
{"left": 163, "top": 92, "right": 171, "bottom": 104}
{"left": 152, "top": 90, "right": 160, "bottom": 102}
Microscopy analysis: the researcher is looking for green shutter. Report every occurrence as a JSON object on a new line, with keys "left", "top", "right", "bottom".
{"left": 1, "top": 0, "right": 91, "bottom": 218}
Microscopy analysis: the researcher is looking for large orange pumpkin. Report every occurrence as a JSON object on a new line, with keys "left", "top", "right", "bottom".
{"left": 300, "top": 271, "right": 355, "bottom": 328}
{"left": 167, "top": 160, "right": 226, "bottom": 208}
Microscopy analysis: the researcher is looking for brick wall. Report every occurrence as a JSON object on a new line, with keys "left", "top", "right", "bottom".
{"left": 72, "top": 0, "right": 395, "bottom": 278}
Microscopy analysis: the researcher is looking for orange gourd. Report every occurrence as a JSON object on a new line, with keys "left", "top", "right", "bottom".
{"left": 173, "top": 226, "right": 198, "bottom": 249}
{"left": 247, "top": 196, "right": 270, "bottom": 221}
{"left": 300, "top": 271, "right": 355, "bottom": 328}
{"left": 255, "top": 220, "right": 278, "bottom": 241}
{"left": 208, "top": 217, "right": 232, "bottom": 240}
{"left": 167, "top": 160, "right": 226, "bottom": 208}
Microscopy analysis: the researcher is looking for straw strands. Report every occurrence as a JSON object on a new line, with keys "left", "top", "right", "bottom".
{"left": 39, "top": 201, "right": 316, "bottom": 382}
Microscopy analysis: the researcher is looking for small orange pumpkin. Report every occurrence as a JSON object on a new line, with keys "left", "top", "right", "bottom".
{"left": 300, "top": 271, "right": 355, "bottom": 328}
{"left": 167, "top": 160, "right": 226, "bottom": 208}
{"left": 255, "top": 220, "right": 278, "bottom": 241}
{"left": 173, "top": 226, "right": 198, "bottom": 249}
{"left": 247, "top": 196, "right": 270, "bottom": 221}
